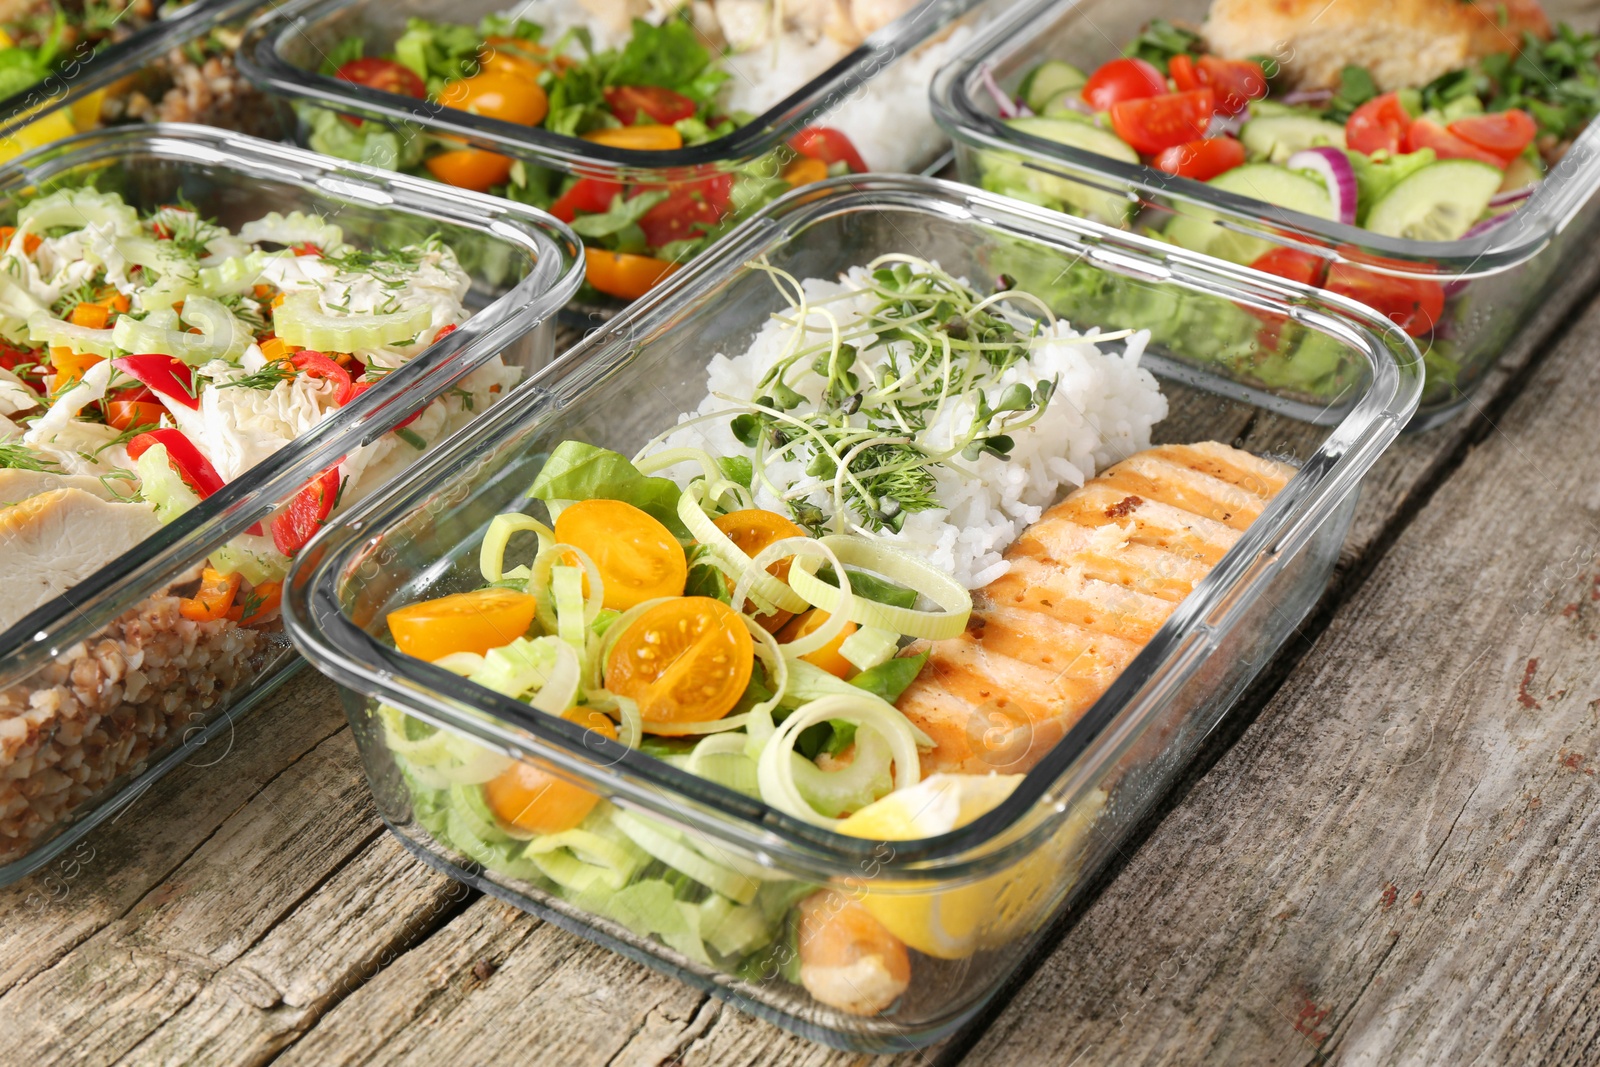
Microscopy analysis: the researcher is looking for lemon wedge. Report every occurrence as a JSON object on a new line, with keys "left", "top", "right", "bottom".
{"left": 838, "top": 773, "right": 1104, "bottom": 959}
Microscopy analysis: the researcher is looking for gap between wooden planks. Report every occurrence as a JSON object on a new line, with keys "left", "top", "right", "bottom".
{"left": 2, "top": 254, "right": 1600, "bottom": 1066}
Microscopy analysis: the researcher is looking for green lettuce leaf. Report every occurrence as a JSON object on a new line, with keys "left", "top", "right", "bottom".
{"left": 529, "top": 441, "right": 687, "bottom": 537}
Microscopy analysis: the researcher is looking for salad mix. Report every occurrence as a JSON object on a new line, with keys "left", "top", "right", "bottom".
{"left": 307, "top": 13, "right": 869, "bottom": 301}
{"left": 0, "top": 187, "right": 509, "bottom": 633}
{"left": 370, "top": 257, "right": 1287, "bottom": 1017}
{"left": 0, "top": 1, "right": 275, "bottom": 162}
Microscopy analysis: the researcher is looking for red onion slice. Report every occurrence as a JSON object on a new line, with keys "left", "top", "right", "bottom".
{"left": 1206, "top": 105, "right": 1250, "bottom": 138}
{"left": 1287, "top": 146, "right": 1358, "bottom": 225}
{"left": 1282, "top": 88, "right": 1335, "bottom": 106}
{"left": 1461, "top": 210, "right": 1516, "bottom": 239}
{"left": 979, "top": 65, "right": 1030, "bottom": 120}
{"left": 1488, "top": 182, "right": 1539, "bottom": 207}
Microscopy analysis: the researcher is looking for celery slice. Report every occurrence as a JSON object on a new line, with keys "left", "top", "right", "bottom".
{"left": 273, "top": 291, "right": 432, "bottom": 351}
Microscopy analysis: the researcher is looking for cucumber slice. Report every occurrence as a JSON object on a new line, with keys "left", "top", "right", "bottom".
{"left": 1239, "top": 115, "right": 1348, "bottom": 163}
{"left": 1164, "top": 164, "right": 1333, "bottom": 264}
{"left": 1041, "top": 93, "right": 1096, "bottom": 121}
{"left": 982, "top": 116, "right": 1138, "bottom": 224}
{"left": 1364, "top": 159, "right": 1504, "bottom": 241}
{"left": 1019, "top": 60, "right": 1087, "bottom": 113}
{"left": 1499, "top": 151, "right": 1544, "bottom": 194}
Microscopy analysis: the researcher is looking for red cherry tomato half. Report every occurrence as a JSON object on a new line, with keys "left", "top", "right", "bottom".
{"left": 1345, "top": 92, "right": 1412, "bottom": 156}
{"left": 603, "top": 85, "right": 698, "bottom": 126}
{"left": 1249, "top": 247, "right": 1328, "bottom": 286}
{"left": 1448, "top": 109, "right": 1538, "bottom": 163}
{"left": 1152, "top": 135, "right": 1246, "bottom": 180}
{"left": 1325, "top": 261, "right": 1446, "bottom": 337}
{"left": 335, "top": 58, "right": 426, "bottom": 99}
{"left": 1167, "top": 53, "right": 1201, "bottom": 92}
{"left": 549, "top": 177, "right": 624, "bottom": 222}
{"left": 635, "top": 174, "right": 734, "bottom": 249}
{"left": 1082, "top": 57, "right": 1168, "bottom": 112}
{"left": 1404, "top": 119, "right": 1508, "bottom": 169}
{"left": 272, "top": 466, "right": 342, "bottom": 555}
{"left": 1110, "top": 88, "right": 1216, "bottom": 156}
{"left": 787, "top": 127, "right": 868, "bottom": 173}
{"left": 1196, "top": 56, "right": 1267, "bottom": 116}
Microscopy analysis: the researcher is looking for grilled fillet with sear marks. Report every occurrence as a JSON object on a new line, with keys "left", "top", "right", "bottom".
{"left": 897, "top": 442, "right": 1296, "bottom": 776}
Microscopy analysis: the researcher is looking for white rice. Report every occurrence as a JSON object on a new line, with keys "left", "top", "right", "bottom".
{"left": 722, "top": 23, "right": 976, "bottom": 171}
{"left": 653, "top": 267, "right": 1169, "bottom": 590}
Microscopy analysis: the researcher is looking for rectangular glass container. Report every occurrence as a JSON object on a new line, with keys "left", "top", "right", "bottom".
{"left": 0, "top": 123, "right": 581, "bottom": 887}
{"left": 283, "top": 175, "right": 1420, "bottom": 1050}
{"left": 238, "top": 0, "right": 994, "bottom": 302}
{"left": 929, "top": 0, "right": 1600, "bottom": 429}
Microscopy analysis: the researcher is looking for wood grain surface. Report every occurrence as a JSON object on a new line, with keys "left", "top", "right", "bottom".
{"left": 2, "top": 251, "right": 1600, "bottom": 1066}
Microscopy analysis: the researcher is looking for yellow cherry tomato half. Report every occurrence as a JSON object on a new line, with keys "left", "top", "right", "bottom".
{"left": 477, "top": 42, "right": 545, "bottom": 81}
{"left": 712, "top": 508, "right": 807, "bottom": 632}
{"left": 553, "top": 497, "right": 687, "bottom": 611}
{"left": 778, "top": 608, "right": 858, "bottom": 679}
{"left": 483, "top": 707, "right": 618, "bottom": 835}
{"left": 581, "top": 124, "right": 684, "bottom": 151}
{"left": 782, "top": 155, "right": 830, "bottom": 187}
{"left": 583, "top": 247, "right": 678, "bottom": 301}
{"left": 425, "top": 148, "right": 513, "bottom": 192}
{"left": 386, "top": 588, "right": 539, "bottom": 662}
{"left": 437, "top": 70, "right": 549, "bottom": 125}
{"left": 606, "top": 597, "right": 754, "bottom": 728}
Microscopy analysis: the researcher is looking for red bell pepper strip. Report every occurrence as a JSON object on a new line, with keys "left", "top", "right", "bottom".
{"left": 112, "top": 354, "right": 200, "bottom": 410}
{"left": 787, "top": 127, "right": 868, "bottom": 174}
{"left": 127, "top": 428, "right": 226, "bottom": 497}
{"left": 291, "top": 350, "right": 354, "bottom": 405}
{"left": 272, "top": 466, "right": 341, "bottom": 555}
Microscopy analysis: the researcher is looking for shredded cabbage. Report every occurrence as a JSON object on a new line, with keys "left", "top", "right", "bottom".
{"left": 235, "top": 210, "right": 345, "bottom": 250}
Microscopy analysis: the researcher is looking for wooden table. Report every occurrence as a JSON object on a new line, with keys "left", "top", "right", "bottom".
{"left": 8, "top": 252, "right": 1600, "bottom": 1066}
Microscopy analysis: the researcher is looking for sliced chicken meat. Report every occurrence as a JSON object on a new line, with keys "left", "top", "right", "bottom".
{"left": 0, "top": 488, "right": 162, "bottom": 631}
{"left": 896, "top": 441, "right": 1296, "bottom": 776}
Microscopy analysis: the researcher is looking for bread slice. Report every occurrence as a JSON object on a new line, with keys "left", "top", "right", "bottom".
{"left": 1202, "top": 0, "right": 1552, "bottom": 91}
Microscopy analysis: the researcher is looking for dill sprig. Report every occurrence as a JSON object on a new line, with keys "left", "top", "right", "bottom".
{"left": 0, "top": 442, "right": 61, "bottom": 472}
{"left": 219, "top": 359, "right": 297, "bottom": 391}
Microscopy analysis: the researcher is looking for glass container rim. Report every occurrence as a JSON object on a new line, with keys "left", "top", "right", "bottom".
{"left": 927, "top": 0, "right": 1600, "bottom": 278}
{"left": 0, "top": 121, "right": 583, "bottom": 690}
{"left": 237, "top": 0, "right": 987, "bottom": 176}
{"left": 284, "top": 173, "right": 1422, "bottom": 880}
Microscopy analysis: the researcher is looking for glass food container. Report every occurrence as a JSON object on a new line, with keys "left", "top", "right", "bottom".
{"left": 237, "top": 0, "right": 994, "bottom": 305}
{"left": 0, "top": 123, "right": 581, "bottom": 887}
{"left": 284, "top": 175, "right": 1421, "bottom": 1050}
{"left": 930, "top": 0, "right": 1600, "bottom": 430}
{"left": 0, "top": 0, "right": 284, "bottom": 163}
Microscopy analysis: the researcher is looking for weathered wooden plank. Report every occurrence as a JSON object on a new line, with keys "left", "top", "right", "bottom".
{"left": 0, "top": 668, "right": 347, "bottom": 997}
{"left": 116, "top": 834, "right": 467, "bottom": 1067}
{"left": 956, "top": 243, "right": 1600, "bottom": 1065}
{"left": 0, "top": 724, "right": 383, "bottom": 1064}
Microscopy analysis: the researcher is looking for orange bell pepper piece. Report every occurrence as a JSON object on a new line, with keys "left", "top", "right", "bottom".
{"left": 581, "top": 125, "right": 684, "bottom": 151}
{"left": 180, "top": 568, "right": 243, "bottom": 623}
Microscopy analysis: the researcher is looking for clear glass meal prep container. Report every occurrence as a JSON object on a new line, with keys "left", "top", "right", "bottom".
{"left": 237, "top": 0, "right": 996, "bottom": 304}
{"left": 283, "top": 174, "right": 1421, "bottom": 1050}
{"left": 0, "top": 0, "right": 281, "bottom": 161}
{"left": 929, "top": 0, "right": 1600, "bottom": 431}
{"left": 0, "top": 123, "right": 581, "bottom": 888}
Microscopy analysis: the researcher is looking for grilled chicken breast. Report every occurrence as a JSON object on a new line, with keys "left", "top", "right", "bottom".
{"left": 1203, "top": 0, "right": 1552, "bottom": 92}
{"left": 896, "top": 442, "right": 1295, "bottom": 776}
